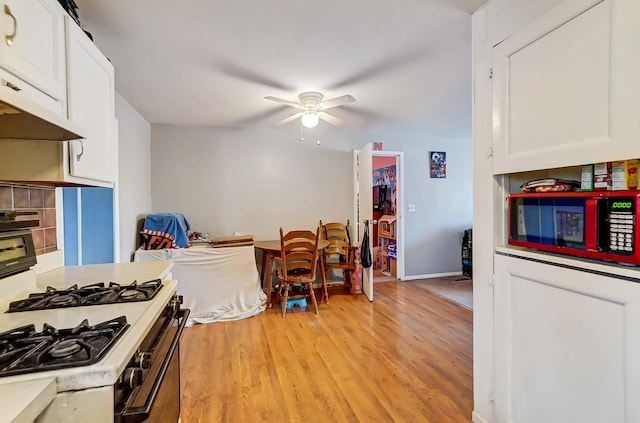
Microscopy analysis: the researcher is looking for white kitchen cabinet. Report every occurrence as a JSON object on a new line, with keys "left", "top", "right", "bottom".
{"left": 493, "top": 253, "right": 640, "bottom": 423}
{"left": 473, "top": 1, "right": 640, "bottom": 422}
{"left": 0, "top": 16, "right": 116, "bottom": 187}
{"left": 0, "top": 0, "right": 66, "bottom": 113}
{"left": 492, "top": 0, "right": 640, "bottom": 175}
{"left": 65, "top": 16, "right": 116, "bottom": 183}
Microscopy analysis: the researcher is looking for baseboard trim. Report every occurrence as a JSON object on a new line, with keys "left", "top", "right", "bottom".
{"left": 403, "top": 271, "right": 463, "bottom": 281}
{"left": 472, "top": 410, "right": 490, "bottom": 423}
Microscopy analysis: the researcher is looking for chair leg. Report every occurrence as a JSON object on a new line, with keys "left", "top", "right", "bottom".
{"left": 281, "top": 284, "right": 289, "bottom": 318}
{"left": 274, "top": 281, "right": 283, "bottom": 310}
{"left": 342, "top": 269, "right": 350, "bottom": 292}
{"left": 342, "top": 269, "right": 357, "bottom": 299}
{"left": 347, "top": 270, "right": 357, "bottom": 299}
{"left": 307, "top": 282, "right": 319, "bottom": 315}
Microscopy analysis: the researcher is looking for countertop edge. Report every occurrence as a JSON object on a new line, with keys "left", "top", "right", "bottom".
{"left": 4, "top": 377, "right": 56, "bottom": 423}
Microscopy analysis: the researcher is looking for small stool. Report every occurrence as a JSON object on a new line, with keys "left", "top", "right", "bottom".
{"left": 281, "top": 297, "right": 307, "bottom": 313}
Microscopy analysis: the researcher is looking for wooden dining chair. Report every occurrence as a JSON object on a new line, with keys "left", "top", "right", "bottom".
{"left": 319, "top": 220, "right": 358, "bottom": 301}
{"left": 275, "top": 227, "right": 321, "bottom": 318}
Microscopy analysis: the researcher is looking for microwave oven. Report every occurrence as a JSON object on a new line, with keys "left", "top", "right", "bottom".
{"left": 0, "top": 229, "right": 36, "bottom": 278}
{"left": 508, "top": 191, "right": 640, "bottom": 265}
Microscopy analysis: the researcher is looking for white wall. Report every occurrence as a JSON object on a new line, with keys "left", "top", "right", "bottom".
{"left": 372, "top": 136, "right": 473, "bottom": 276}
{"left": 150, "top": 124, "right": 355, "bottom": 240}
{"left": 115, "top": 92, "right": 152, "bottom": 262}
{"left": 150, "top": 125, "right": 472, "bottom": 277}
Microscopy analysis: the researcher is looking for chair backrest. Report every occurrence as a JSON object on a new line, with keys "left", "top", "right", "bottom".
{"left": 320, "top": 220, "right": 352, "bottom": 262}
{"left": 279, "top": 227, "right": 320, "bottom": 280}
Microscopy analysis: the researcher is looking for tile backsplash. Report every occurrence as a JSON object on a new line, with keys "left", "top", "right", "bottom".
{"left": 0, "top": 182, "right": 57, "bottom": 255}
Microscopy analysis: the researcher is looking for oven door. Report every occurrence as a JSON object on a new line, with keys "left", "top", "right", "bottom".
{"left": 116, "top": 308, "right": 190, "bottom": 423}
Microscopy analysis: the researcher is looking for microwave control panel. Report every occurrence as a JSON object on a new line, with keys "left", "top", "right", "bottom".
{"left": 608, "top": 198, "right": 635, "bottom": 255}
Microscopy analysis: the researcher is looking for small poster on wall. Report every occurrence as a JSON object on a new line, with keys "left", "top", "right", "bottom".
{"left": 430, "top": 151, "right": 446, "bottom": 178}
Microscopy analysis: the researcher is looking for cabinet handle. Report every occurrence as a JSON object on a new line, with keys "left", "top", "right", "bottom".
{"left": 76, "top": 140, "right": 84, "bottom": 161}
{"left": 0, "top": 78, "right": 20, "bottom": 91}
{"left": 4, "top": 5, "right": 17, "bottom": 47}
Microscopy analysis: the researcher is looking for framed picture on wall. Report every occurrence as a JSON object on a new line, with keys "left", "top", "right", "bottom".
{"left": 430, "top": 151, "right": 446, "bottom": 178}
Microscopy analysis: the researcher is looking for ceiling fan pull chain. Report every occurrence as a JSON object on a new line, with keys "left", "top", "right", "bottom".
{"left": 300, "top": 120, "right": 304, "bottom": 141}
{"left": 316, "top": 123, "right": 320, "bottom": 146}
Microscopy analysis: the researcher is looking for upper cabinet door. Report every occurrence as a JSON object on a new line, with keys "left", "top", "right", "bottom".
{"left": 66, "top": 17, "right": 116, "bottom": 183}
{"left": 492, "top": 0, "right": 640, "bottom": 174}
{"left": 0, "top": 0, "right": 66, "bottom": 102}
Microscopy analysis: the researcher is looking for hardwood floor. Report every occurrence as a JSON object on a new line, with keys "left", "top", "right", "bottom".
{"left": 179, "top": 280, "right": 473, "bottom": 423}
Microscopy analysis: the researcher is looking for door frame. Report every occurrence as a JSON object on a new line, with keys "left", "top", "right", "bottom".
{"left": 353, "top": 148, "right": 405, "bottom": 294}
{"left": 371, "top": 150, "right": 404, "bottom": 281}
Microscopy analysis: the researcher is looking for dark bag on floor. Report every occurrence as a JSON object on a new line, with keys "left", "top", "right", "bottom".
{"left": 361, "top": 225, "right": 372, "bottom": 268}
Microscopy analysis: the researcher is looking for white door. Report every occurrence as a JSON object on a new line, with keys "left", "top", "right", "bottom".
{"left": 66, "top": 17, "right": 115, "bottom": 183}
{"left": 0, "top": 0, "right": 66, "bottom": 102}
{"left": 355, "top": 143, "right": 374, "bottom": 301}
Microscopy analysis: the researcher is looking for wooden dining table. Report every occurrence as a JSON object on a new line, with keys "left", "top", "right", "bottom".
{"left": 254, "top": 239, "right": 330, "bottom": 309}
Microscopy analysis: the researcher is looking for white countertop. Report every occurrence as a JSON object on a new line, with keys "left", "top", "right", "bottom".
{"left": 36, "top": 260, "right": 174, "bottom": 288}
{"left": 2, "top": 378, "right": 56, "bottom": 423}
{"left": 495, "top": 245, "right": 640, "bottom": 280}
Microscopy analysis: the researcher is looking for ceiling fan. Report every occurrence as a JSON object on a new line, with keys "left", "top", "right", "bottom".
{"left": 264, "top": 92, "right": 356, "bottom": 128}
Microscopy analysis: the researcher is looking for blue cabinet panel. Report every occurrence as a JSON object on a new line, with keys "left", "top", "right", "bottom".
{"left": 63, "top": 188, "right": 79, "bottom": 266}
{"left": 81, "top": 188, "right": 114, "bottom": 264}
{"left": 63, "top": 187, "right": 114, "bottom": 265}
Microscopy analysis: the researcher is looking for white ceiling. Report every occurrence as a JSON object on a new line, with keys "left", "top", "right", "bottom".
{"left": 73, "top": 0, "right": 486, "bottom": 138}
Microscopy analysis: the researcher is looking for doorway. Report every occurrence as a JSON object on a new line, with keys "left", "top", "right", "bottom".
{"left": 372, "top": 153, "right": 402, "bottom": 283}
{"left": 353, "top": 145, "right": 404, "bottom": 301}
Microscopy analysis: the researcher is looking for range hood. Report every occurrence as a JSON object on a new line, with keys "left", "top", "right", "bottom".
{"left": 0, "top": 85, "right": 85, "bottom": 141}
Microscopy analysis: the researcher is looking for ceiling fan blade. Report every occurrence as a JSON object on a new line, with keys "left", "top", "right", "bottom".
{"left": 233, "top": 105, "right": 291, "bottom": 127}
{"left": 318, "top": 94, "right": 356, "bottom": 110}
{"left": 277, "top": 112, "right": 303, "bottom": 125}
{"left": 328, "top": 45, "right": 430, "bottom": 89}
{"left": 265, "top": 96, "right": 303, "bottom": 109}
{"left": 220, "top": 63, "right": 293, "bottom": 91}
{"left": 318, "top": 111, "right": 346, "bottom": 127}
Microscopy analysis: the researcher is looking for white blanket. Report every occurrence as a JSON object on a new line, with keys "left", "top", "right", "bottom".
{"left": 134, "top": 245, "right": 266, "bottom": 325}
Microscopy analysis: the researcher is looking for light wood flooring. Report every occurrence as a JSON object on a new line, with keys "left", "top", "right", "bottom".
{"left": 179, "top": 279, "right": 473, "bottom": 423}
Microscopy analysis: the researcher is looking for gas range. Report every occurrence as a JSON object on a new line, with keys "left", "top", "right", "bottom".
{"left": 0, "top": 316, "right": 129, "bottom": 377}
{"left": 0, "top": 261, "right": 183, "bottom": 423}
{"left": 7, "top": 279, "right": 163, "bottom": 312}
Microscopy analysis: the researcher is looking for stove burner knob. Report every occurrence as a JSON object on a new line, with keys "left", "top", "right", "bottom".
{"left": 123, "top": 367, "right": 143, "bottom": 389}
{"left": 134, "top": 352, "right": 152, "bottom": 369}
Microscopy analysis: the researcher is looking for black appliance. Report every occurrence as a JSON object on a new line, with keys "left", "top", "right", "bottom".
{"left": 0, "top": 316, "right": 129, "bottom": 377}
{"left": 7, "top": 279, "right": 164, "bottom": 312}
{"left": 462, "top": 228, "right": 472, "bottom": 278}
{"left": 0, "top": 211, "right": 39, "bottom": 278}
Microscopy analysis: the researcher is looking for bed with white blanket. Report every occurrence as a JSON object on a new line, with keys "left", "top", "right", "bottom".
{"left": 134, "top": 244, "right": 267, "bottom": 325}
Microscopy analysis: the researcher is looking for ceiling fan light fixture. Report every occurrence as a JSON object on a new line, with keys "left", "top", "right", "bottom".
{"left": 266, "top": 91, "right": 354, "bottom": 128}
{"left": 301, "top": 112, "right": 319, "bottom": 128}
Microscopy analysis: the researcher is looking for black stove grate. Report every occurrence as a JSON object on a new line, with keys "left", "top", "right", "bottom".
{"left": 0, "top": 316, "right": 129, "bottom": 377}
{"left": 6, "top": 279, "right": 163, "bottom": 313}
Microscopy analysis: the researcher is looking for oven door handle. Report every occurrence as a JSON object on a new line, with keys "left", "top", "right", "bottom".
{"left": 119, "top": 308, "right": 190, "bottom": 423}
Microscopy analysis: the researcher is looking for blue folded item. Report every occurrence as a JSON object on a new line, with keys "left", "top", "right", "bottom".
{"left": 281, "top": 297, "right": 307, "bottom": 311}
{"left": 142, "top": 213, "right": 191, "bottom": 249}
